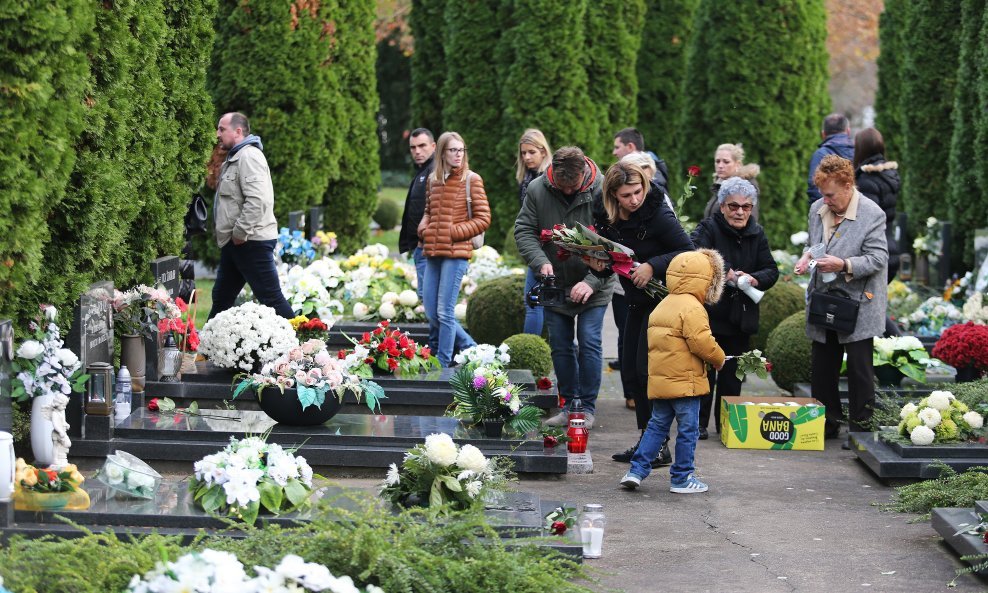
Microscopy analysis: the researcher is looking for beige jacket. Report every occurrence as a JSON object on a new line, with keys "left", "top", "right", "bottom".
{"left": 214, "top": 144, "right": 278, "bottom": 247}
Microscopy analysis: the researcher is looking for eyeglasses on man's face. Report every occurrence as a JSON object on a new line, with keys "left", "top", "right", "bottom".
{"left": 725, "top": 202, "right": 753, "bottom": 212}
{"left": 446, "top": 147, "right": 467, "bottom": 155}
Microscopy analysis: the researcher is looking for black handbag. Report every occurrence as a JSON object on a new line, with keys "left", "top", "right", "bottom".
{"left": 807, "top": 287, "right": 860, "bottom": 334}
{"left": 184, "top": 193, "right": 208, "bottom": 235}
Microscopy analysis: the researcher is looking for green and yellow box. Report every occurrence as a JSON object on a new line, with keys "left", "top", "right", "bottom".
{"left": 719, "top": 396, "right": 826, "bottom": 451}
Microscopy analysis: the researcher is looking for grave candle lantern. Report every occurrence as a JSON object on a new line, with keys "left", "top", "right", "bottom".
{"left": 579, "top": 503, "right": 606, "bottom": 558}
{"left": 567, "top": 417, "right": 588, "bottom": 454}
{"left": 159, "top": 333, "right": 182, "bottom": 383}
{"left": 85, "top": 362, "right": 113, "bottom": 415}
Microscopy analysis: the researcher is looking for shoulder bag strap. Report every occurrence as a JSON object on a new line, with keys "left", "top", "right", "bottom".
{"left": 465, "top": 171, "right": 474, "bottom": 220}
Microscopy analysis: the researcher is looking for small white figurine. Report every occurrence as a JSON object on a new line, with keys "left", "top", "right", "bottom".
{"left": 42, "top": 392, "right": 72, "bottom": 470}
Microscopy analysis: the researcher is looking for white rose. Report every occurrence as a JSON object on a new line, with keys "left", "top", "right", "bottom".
{"left": 104, "top": 463, "right": 125, "bottom": 485}
{"left": 963, "top": 411, "right": 984, "bottom": 430}
{"left": 918, "top": 407, "right": 942, "bottom": 428}
{"left": 424, "top": 433, "right": 458, "bottom": 467}
{"left": 899, "top": 402, "right": 918, "bottom": 419}
{"left": 398, "top": 290, "right": 418, "bottom": 307}
{"left": 910, "top": 425, "right": 935, "bottom": 446}
{"left": 56, "top": 348, "right": 79, "bottom": 368}
{"left": 353, "top": 302, "right": 369, "bottom": 318}
{"left": 43, "top": 306, "right": 58, "bottom": 321}
{"left": 454, "top": 303, "right": 467, "bottom": 320}
{"left": 378, "top": 302, "right": 397, "bottom": 319}
{"left": 455, "top": 444, "right": 489, "bottom": 474}
{"left": 16, "top": 340, "right": 44, "bottom": 360}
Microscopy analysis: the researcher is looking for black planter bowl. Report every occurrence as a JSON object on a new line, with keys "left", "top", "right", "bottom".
{"left": 256, "top": 387, "right": 343, "bottom": 426}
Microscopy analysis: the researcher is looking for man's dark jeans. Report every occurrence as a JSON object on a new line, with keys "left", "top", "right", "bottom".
{"left": 209, "top": 239, "right": 294, "bottom": 320}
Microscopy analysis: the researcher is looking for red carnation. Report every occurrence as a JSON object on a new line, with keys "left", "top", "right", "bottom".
{"left": 373, "top": 327, "right": 383, "bottom": 336}
{"left": 174, "top": 297, "right": 188, "bottom": 313}
{"left": 381, "top": 320, "right": 390, "bottom": 328}
{"left": 148, "top": 397, "right": 159, "bottom": 411}
{"left": 556, "top": 248, "right": 570, "bottom": 261}
{"left": 337, "top": 349, "right": 347, "bottom": 359}
{"left": 687, "top": 165, "right": 701, "bottom": 177}
{"left": 539, "top": 229, "right": 553, "bottom": 243}
{"left": 387, "top": 358, "right": 399, "bottom": 370}
{"left": 536, "top": 377, "right": 553, "bottom": 390}
{"left": 364, "top": 357, "right": 376, "bottom": 364}
{"left": 377, "top": 342, "right": 387, "bottom": 352}
{"left": 399, "top": 336, "right": 410, "bottom": 349}
{"left": 362, "top": 332, "right": 371, "bottom": 342}
{"left": 421, "top": 346, "right": 431, "bottom": 358}
{"left": 403, "top": 348, "right": 415, "bottom": 359}
{"left": 388, "top": 347, "right": 400, "bottom": 357}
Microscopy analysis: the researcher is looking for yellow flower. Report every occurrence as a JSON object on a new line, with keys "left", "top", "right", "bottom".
{"left": 20, "top": 470, "right": 38, "bottom": 487}
{"left": 69, "top": 471, "right": 85, "bottom": 485}
{"left": 15, "top": 457, "right": 27, "bottom": 472}
{"left": 289, "top": 315, "right": 309, "bottom": 330}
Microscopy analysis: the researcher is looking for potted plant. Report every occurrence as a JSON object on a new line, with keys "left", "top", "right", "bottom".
{"left": 447, "top": 365, "right": 542, "bottom": 437}
{"left": 233, "top": 339, "right": 385, "bottom": 425}
{"left": 872, "top": 335, "right": 941, "bottom": 385}
{"left": 189, "top": 434, "right": 314, "bottom": 525}
{"left": 896, "top": 390, "right": 984, "bottom": 445}
{"left": 378, "top": 433, "right": 514, "bottom": 512}
{"left": 931, "top": 322, "right": 988, "bottom": 382}
{"left": 337, "top": 320, "right": 438, "bottom": 376}
{"left": 198, "top": 302, "right": 299, "bottom": 373}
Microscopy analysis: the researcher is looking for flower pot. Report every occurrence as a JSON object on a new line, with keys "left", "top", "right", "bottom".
{"left": 30, "top": 392, "right": 55, "bottom": 467}
{"left": 0, "top": 431, "right": 14, "bottom": 502}
{"left": 120, "top": 334, "right": 147, "bottom": 392}
{"left": 955, "top": 366, "right": 984, "bottom": 383}
{"left": 873, "top": 365, "right": 905, "bottom": 387}
{"left": 256, "top": 387, "right": 342, "bottom": 426}
{"left": 482, "top": 419, "right": 505, "bottom": 438}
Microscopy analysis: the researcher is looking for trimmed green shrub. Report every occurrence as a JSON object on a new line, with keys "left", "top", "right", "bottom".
{"left": 466, "top": 275, "right": 527, "bottom": 346}
{"left": 898, "top": 2, "right": 961, "bottom": 241}
{"left": 323, "top": 1, "right": 380, "bottom": 254}
{"left": 637, "top": 0, "right": 700, "bottom": 191}
{"left": 503, "top": 333, "right": 553, "bottom": 378}
{"left": 764, "top": 312, "right": 812, "bottom": 393}
{"left": 501, "top": 226, "right": 521, "bottom": 263}
{"left": 977, "top": 8, "right": 988, "bottom": 196}
{"left": 679, "top": 0, "right": 829, "bottom": 248}
{"left": 584, "top": 0, "right": 646, "bottom": 162}
{"left": 751, "top": 281, "right": 806, "bottom": 351}
{"left": 942, "top": 378, "right": 988, "bottom": 409}
{"left": 409, "top": 0, "right": 446, "bottom": 135}
{"left": 946, "top": 0, "right": 988, "bottom": 271}
{"left": 374, "top": 197, "right": 401, "bottom": 231}
{"left": 875, "top": 0, "right": 906, "bottom": 161}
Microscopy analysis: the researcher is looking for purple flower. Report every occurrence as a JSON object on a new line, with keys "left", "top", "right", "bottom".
{"left": 473, "top": 376, "right": 487, "bottom": 389}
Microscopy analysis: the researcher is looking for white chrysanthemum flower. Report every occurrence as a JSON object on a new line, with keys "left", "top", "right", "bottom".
{"left": 926, "top": 391, "right": 954, "bottom": 411}
{"left": 918, "top": 407, "right": 942, "bottom": 428}
{"left": 424, "top": 433, "right": 458, "bottom": 467}
{"left": 353, "top": 302, "right": 369, "bottom": 318}
{"left": 910, "top": 425, "right": 936, "bottom": 446}
{"left": 454, "top": 302, "right": 467, "bottom": 320}
{"left": 398, "top": 289, "right": 418, "bottom": 306}
{"left": 899, "top": 402, "right": 918, "bottom": 419}
{"left": 466, "top": 480, "right": 483, "bottom": 498}
{"left": 456, "top": 444, "right": 488, "bottom": 474}
{"left": 385, "top": 463, "right": 401, "bottom": 486}
{"left": 963, "top": 411, "right": 984, "bottom": 430}
{"left": 378, "top": 302, "right": 397, "bottom": 319}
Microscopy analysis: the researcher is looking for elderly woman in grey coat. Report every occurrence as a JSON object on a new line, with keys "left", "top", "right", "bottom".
{"left": 794, "top": 155, "right": 888, "bottom": 448}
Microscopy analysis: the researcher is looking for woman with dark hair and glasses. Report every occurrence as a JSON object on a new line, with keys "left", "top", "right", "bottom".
{"left": 690, "top": 176, "right": 778, "bottom": 439}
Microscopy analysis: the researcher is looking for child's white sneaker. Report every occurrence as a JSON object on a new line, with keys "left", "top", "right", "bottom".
{"left": 670, "top": 474, "right": 708, "bottom": 494}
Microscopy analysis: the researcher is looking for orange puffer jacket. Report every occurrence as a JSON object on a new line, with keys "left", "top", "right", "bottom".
{"left": 418, "top": 168, "right": 491, "bottom": 259}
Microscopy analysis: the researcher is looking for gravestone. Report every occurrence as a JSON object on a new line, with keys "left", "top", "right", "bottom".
{"left": 147, "top": 256, "right": 181, "bottom": 382}
{"left": 0, "top": 320, "right": 12, "bottom": 434}
{"left": 288, "top": 211, "right": 306, "bottom": 234}
{"left": 308, "top": 207, "right": 323, "bottom": 239}
{"left": 975, "top": 229, "right": 988, "bottom": 293}
{"left": 64, "top": 281, "right": 115, "bottom": 438}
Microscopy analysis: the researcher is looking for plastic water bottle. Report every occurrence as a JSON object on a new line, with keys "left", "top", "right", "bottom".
{"left": 115, "top": 366, "right": 132, "bottom": 419}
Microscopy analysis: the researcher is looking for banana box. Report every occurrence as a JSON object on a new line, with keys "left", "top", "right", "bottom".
{"left": 719, "top": 396, "right": 826, "bottom": 451}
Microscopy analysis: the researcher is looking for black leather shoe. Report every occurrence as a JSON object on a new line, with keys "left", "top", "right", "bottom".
{"left": 608, "top": 360, "right": 621, "bottom": 370}
{"left": 698, "top": 428, "right": 709, "bottom": 440}
{"left": 824, "top": 421, "right": 841, "bottom": 439}
{"left": 611, "top": 443, "right": 637, "bottom": 463}
{"left": 651, "top": 443, "right": 672, "bottom": 468}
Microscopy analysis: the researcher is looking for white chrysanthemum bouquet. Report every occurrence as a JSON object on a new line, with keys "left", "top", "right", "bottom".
{"left": 198, "top": 302, "right": 299, "bottom": 372}
{"left": 453, "top": 343, "right": 511, "bottom": 369}
{"left": 190, "top": 435, "right": 314, "bottom": 525}
{"left": 897, "top": 390, "right": 984, "bottom": 445}
{"left": 379, "top": 433, "right": 514, "bottom": 512}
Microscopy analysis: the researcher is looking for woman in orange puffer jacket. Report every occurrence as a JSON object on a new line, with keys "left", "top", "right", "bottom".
{"left": 417, "top": 131, "right": 491, "bottom": 366}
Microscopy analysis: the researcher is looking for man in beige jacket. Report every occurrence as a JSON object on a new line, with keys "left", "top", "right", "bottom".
{"left": 208, "top": 112, "right": 294, "bottom": 320}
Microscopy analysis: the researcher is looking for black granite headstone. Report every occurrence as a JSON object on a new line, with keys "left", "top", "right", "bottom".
{"left": 150, "top": 256, "right": 180, "bottom": 298}
{"left": 64, "top": 281, "right": 114, "bottom": 437}
{"left": 308, "top": 207, "right": 323, "bottom": 239}
{"left": 0, "top": 320, "right": 12, "bottom": 434}
{"left": 288, "top": 211, "right": 306, "bottom": 234}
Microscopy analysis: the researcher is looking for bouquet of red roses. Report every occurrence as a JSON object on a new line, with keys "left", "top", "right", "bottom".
{"left": 932, "top": 322, "right": 988, "bottom": 375}
{"left": 338, "top": 320, "right": 439, "bottom": 376}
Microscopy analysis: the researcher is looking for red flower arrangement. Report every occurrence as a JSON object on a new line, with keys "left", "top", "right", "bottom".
{"left": 338, "top": 320, "right": 439, "bottom": 376}
{"left": 932, "top": 322, "right": 988, "bottom": 374}
{"left": 296, "top": 317, "right": 330, "bottom": 342}
{"left": 158, "top": 299, "right": 200, "bottom": 352}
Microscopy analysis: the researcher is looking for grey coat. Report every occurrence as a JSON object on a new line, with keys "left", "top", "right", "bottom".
{"left": 804, "top": 190, "right": 888, "bottom": 344}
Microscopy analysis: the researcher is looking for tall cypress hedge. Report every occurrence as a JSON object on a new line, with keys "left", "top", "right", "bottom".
{"left": 636, "top": 0, "right": 699, "bottom": 186}
{"left": 323, "top": 1, "right": 380, "bottom": 254}
{"left": 409, "top": 0, "right": 445, "bottom": 135}
{"left": 975, "top": 8, "right": 988, "bottom": 203}
{"left": 584, "top": 0, "right": 646, "bottom": 163}
{"left": 0, "top": 1, "right": 92, "bottom": 323}
{"left": 209, "top": 0, "right": 342, "bottom": 225}
{"left": 377, "top": 28, "right": 412, "bottom": 173}
{"left": 874, "top": 0, "right": 905, "bottom": 161}
{"left": 898, "top": 2, "right": 961, "bottom": 241}
{"left": 679, "top": 0, "right": 829, "bottom": 247}
{"left": 946, "top": 0, "right": 987, "bottom": 270}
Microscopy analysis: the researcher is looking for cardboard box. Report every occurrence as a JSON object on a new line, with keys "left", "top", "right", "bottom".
{"left": 719, "top": 396, "right": 826, "bottom": 451}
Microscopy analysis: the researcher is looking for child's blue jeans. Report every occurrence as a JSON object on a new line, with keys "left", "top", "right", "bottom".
{"left": 629, "top": 397, "right": 701, "bottom": 484}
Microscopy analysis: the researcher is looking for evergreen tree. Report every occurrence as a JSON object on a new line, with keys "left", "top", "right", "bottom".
{"left": 409, "top": 0, "right": 445, "bottom": 134}
{"left": 0, "top": 0, "right": 92, "bottom": 323}
{"left": 636, "top": 0, "right": 700, "bottom": 191}
{"left": 209, "top": 0, "right": 343, "bottom": 224}
{"left": 874, "top": 0, "right": 905, "bottom": 161}
{"left": 975, "top": 7, "right": 988, "bottom": 203}
{"left": 679, "top": 0, "right": 829, "bottom": 247}
{"left": 899, "top": 2, "right": 961, "bottom": 241}
{"left": 946, "top": 0, "right": 987, "bottom": 271}
{"left": 377, "top": 28, "right": 412, "bottom": 173}
{"left": 323, "top": 1, "right": 380, "bottom": 253}
{"left": 584, "top": 0, "right": 646, "bottom": 163}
